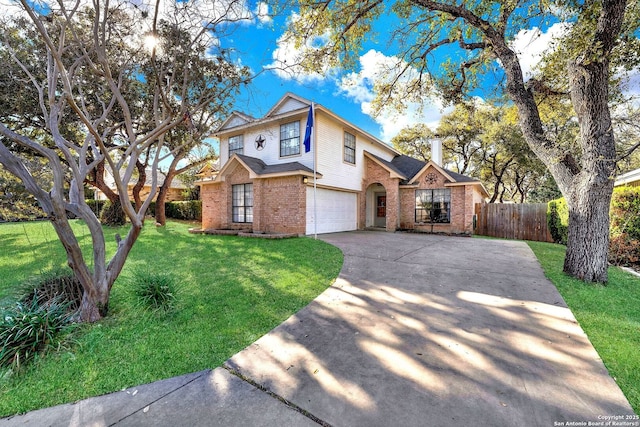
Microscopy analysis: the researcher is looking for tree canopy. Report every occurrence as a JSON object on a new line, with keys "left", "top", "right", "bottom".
{"left": 0, "top": 0, "right": 251, "bottom": 321}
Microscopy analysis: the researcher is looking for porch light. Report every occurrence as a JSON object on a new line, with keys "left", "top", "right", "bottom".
{"left": 303, "top": 176, "right": 309, "bottom": 184}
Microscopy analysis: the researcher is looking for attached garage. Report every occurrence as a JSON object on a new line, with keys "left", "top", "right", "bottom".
{"left": 306, "top": 187, "right": 358, "bottom": 234}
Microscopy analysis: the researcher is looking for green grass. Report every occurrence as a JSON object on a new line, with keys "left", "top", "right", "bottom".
{"left": 527, "top": 241, "right": 640, "bottom": 414}
{"left": 0, "top": 220, "right": 343, "bottom": 416}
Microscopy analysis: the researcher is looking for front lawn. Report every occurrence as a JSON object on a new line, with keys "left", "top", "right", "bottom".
{"left": 0, "top": 220, "right": 343, "bottom": 417}
{"left": 528, "top": 241, "right": 640, "bottom": 414}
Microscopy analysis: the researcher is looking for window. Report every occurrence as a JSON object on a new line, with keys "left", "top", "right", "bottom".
{"left": 344, "top": 131, "right": 356, "bottom": 164}
{"left": 415, "top": 188, "right": 451, "bottom": 223}
{"left": 232, "top": 183, "right": 253, "bottom": 223}
{"left": 280, "top": 121, "right": 300, "bottom": 157}
{"left": 229, "top": 135, "right": 243, "bottom": 156}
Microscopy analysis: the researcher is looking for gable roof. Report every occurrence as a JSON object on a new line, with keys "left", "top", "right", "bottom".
{"left": 390, "top": 155, "right": 427, "bottom": 181}
{"left": 363, "top": 152, "right": 408, "bottom": 180}
{"left": 364, "top": 150, "right": 488, "bottom": 197}
{"left": 264, "top": 92, "right": 309, "bottom": 118}
{"left": 216, "top": 111, "right": 256, "bottom": 133}
{"left": 209, "top": 154, "right": 321, "bottom": 182}
{"left": 213, "top": 93, "right": 400, "bottom": 158}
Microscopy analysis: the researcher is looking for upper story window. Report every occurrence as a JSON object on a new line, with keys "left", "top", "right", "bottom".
{"left": 280, "top": 121, "right": 300, "bottom": 157}
{"left": 344, "top": 131, "right": 356, "bottom": 164}
{"left": 415, "top": 188, "right": 451, "bottom": 223}
{"left": 229, "top": 135, "right": 244, "bottom": 156}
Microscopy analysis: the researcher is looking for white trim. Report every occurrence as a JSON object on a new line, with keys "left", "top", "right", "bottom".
{"left": 615, "top": 168, "right": 640, "bottom": 187}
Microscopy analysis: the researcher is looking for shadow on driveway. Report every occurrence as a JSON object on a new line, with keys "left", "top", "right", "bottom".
{"left": 226, "top": 232, "right": 635, "bottom": 426}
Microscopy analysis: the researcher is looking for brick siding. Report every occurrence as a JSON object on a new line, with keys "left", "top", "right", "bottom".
{"left": 361, "top": 158, "right": 401, "bottom": 231}
{"left": 399, "top": 165, "right": 478, "bottom": 234}
{"left": 200, "top": 163, "right": 306, "bottom": 234}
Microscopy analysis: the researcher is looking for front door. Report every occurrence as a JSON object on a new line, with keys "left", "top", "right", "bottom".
{"left": 375, "top": 194, "right": 386, "bottom": 227}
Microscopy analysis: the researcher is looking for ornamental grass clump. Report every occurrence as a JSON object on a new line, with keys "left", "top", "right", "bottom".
{"left": 0, "top": 269, "right": 80, "bottom": 371}
{"left": 131, "top": 270, "right": 178, "bottom": 311}
{"left": 0, "top": 297, "right": 75, "bottom": 371}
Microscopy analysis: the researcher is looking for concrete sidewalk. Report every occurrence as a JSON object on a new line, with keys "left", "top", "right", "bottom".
{"left": 1, "top": 232, "right": 635, "bottom": 426}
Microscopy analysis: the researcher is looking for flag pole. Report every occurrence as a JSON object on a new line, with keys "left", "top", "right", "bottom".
{"left": 312, "top": 102, "right": 317, "bottom": 240}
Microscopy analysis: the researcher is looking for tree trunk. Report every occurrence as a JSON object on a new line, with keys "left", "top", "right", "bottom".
{"left": 78, "top": 280, "right": 110, "bottom": 322}
{"left": 155, "top": 171, "right": 176, "bottom": 226}
{"left": 564, "top": 181, "right": 613, "bottom": 282}
{"left": 89, "top": 160, "right": 119, "bottom": 203}
{"left": 562, "top": 59, "right": 617, "bottom": 282}
{"left": 132, "top": 160, "right": 146, "bottom": 211}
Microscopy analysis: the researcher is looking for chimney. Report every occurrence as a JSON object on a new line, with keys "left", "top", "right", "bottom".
{"left": 431, "top": 138, "right": 442, "bottom": 167}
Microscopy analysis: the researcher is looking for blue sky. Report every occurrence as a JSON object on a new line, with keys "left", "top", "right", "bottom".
{"left": 218, "top": 1, "right": 585, "bottom": 145}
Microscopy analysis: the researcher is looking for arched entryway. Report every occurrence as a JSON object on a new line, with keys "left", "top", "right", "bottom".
{"left": 365, "top": 183, "right": 386, "bottom": 229}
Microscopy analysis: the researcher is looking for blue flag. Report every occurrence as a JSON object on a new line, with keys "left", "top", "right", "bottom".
{"left": 303, "top": 104, "right": 313, "bottom": 153}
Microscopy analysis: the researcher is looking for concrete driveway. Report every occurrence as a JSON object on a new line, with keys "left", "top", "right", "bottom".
{"left": 2, "top": 231, "right": 635, "bottom": 426}
{"left": 226, "top": 232, "right": 634, "bottom": 426}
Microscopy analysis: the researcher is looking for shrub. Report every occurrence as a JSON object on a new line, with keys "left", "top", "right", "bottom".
{"left": 19, "top": 268, "right": 84, "bottom": 314}
{"left": 610, "top": 186, "right": 640, "bottom": 239}
{"left": 0, "top": 297, "right": 75, "bottom": 370}
{"left": 84, "top": 199, "right": 106, "bottom": 217}
{"left": 165, "top": 200, "right": 202, "bottom": 221}
{"left": 131, "top": 270, "right": 178, "bottom": 311}
{"left": 609, "top": 233, "right": 640, "bottom": 266}
{"left": 547, "top": 197, "right": 569, "bottom": 244}
{"left": 99, "top": 199, "right": 126, "bottom": 226}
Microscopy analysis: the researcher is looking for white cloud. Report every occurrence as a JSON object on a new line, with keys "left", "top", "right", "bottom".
{"left": 339, "top": 50, "right": 450, "bottom": 142}
{"left": 255, "top": 2, "right": 271, "bottom": 24}
{"left": 267, "top": 12, "right": 334, "bottom": 83}
{"left": 510, "top": 23, "right": 571, "bottom": 79}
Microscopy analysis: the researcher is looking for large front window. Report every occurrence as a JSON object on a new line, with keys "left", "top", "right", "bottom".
{"left": 415, "top": 188, "right": 451, "bottom": 223}
{"left": 232, "top": 183, "right": 253, "bottom": 223}
{"left": 229, "top": 135, "right": 243, "bottom": 156}
{"left": 280, "top": 121, "right": 300, "bottom": 157}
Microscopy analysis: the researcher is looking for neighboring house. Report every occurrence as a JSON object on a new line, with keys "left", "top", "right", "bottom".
{"left": 94, "top": 169, "right": 187, "bottom": 202}
{"left": 197, "top": 93, "right": 488, "bottom": 235}
{"left": 195, "top": 161, "right": 219, "bottom": 182}
{"left": 615, "top": 168, "right": 640, "bottom": 187}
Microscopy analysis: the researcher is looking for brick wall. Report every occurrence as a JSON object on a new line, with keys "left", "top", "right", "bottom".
{"left": 399, "top": 165, "right": 477, "bottom": 234}
{"left": 257, "top": 176, "right": 306, "bottom": 235}
{"left": 200, "top": 163, "right": 307, "bottom": 234}
{"left": 361, "top": 158, "right": 400, "bottom": 231}
{"left": 200, "top": 181, "right": 224, "bottom": 230}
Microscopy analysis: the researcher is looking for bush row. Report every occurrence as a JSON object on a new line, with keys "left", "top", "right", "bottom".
{"left": 547, "top": 186, "right": 640, "bottom": 267}
{"left": 86, "top": 199, "right": 202, "bottom": 221}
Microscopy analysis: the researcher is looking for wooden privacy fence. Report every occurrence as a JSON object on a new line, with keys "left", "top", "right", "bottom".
{"left": 474, "top": 203, "right": 553, "bottom": 242}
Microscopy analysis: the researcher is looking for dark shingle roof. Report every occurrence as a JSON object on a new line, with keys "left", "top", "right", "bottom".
{"left": 390, "top": 155, "right": 427, "bottom": 181}
{"left": 366, "top": 151, "right": 480, "bottom": 184}
{"left": 236, "top": 154, "right": 314, "bottom": 176}
{"left": 443, "top": 168, "right": 478, "bottom": 183}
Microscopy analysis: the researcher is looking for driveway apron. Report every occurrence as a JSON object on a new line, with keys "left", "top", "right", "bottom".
{"left": 226, "top": 231, "right": 635, "bottom": 426}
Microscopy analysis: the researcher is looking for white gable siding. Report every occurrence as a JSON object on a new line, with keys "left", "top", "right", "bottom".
{"left": 220, "top": 115, "right": 250, "bottom": 131}
{"left": 271, "top": 98, "right": 308, "bottom": 116}
{"left": 219, "top": 113, "right": 315, "bottom": 169}
{"left": 314, "top": 112, "right": 395, "bottom": 191}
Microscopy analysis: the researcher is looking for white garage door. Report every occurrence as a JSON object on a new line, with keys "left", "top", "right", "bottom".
{"left": 306, "top": 188, "right": 358, "bottom": 234}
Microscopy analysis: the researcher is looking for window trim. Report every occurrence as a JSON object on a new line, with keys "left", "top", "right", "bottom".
{"left": 280, "top": 121, "right": 301, "bottom": 158}
{"left": 415, "top": 188, "right": 451, "bottom": 224}
{"left": 232, "top": 183, "right": 253, "bottom": 223}
{"left": 344, "top": 131, "right": 356, "bottom": 165}
{"left": 229, "top": 135, "right": 244, "bottom": 157}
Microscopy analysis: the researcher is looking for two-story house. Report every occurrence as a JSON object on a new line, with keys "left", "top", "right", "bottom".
{"left": 197, "top": 93, "right": 487, "bottom": 236}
